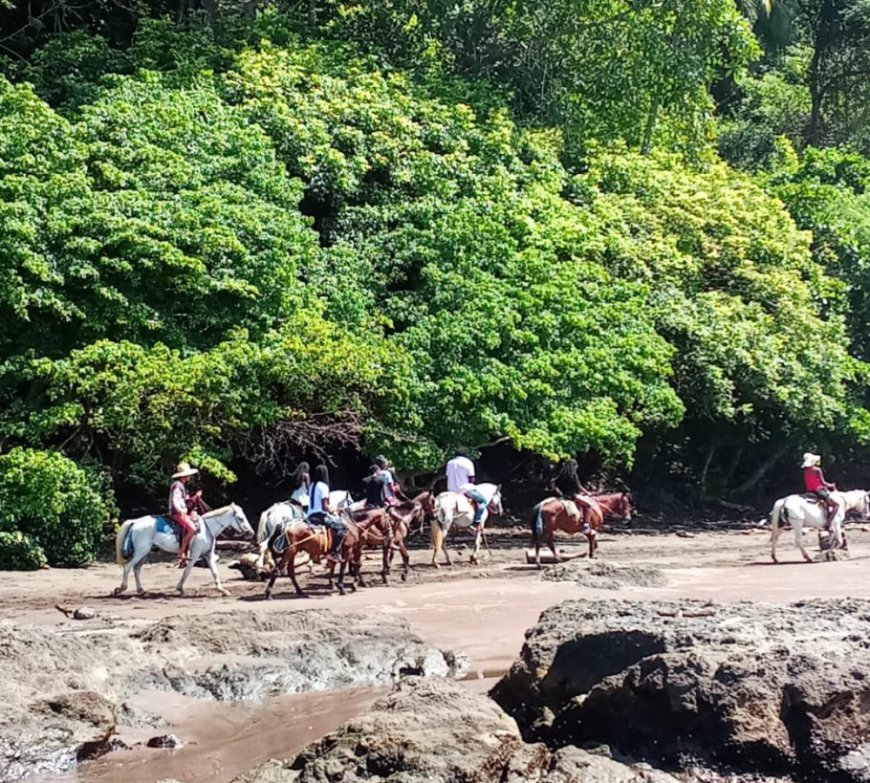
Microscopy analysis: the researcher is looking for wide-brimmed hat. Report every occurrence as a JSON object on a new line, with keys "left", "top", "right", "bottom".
{"left": 801, "top": 453, "right": 821, "bottom": 469}
{"left": 171, "top": 462, "right": 199, "bottom": 479}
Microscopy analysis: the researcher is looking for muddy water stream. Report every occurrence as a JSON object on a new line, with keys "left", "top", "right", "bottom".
{"left": 33, "top": 687, "right": 385, "bottom": 783}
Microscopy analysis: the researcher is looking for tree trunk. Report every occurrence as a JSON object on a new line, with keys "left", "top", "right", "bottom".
{"left": 308, "top": 0, "right": 317, "bottom": 29}
{"left": 699, "top": 443, "right": 715, "bottom": 499}
{"left": 732, "top": 446, "right": 787, "bottom": 496}
{"left": 640, "top": 96, "right": 659, "bottom": 155}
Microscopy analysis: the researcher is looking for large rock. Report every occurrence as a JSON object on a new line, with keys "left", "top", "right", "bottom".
{"left": 491, "top": 599, "right": 870, "bottom": 781}
{"left": 232, "top": 678, "right": 681, "bottom": 783}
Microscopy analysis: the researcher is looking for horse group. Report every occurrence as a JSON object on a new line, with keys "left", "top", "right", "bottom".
{"left": 112, "top": 482, "right": 636, "bottom": 598}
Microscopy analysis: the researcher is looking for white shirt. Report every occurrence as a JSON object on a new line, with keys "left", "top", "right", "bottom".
{"left": 307, "top": 481, "right": 329, "bottom": 516}
{"left": 446, "top": 456, "right": 475, "bottom": 493}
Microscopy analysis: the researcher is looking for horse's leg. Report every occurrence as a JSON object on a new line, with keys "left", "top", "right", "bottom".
{"left": 207, "top": 550, "right": 230, "bottom": 596}
{"left": 114, "top": 559, "right": 133, "bottom": 596}
{"left": 288, "top": 551, "right": 306, "bottom": 597}
{"left": 399, "top": 540, "right": 410, "bottom": 582}
{"left": 176, "top": 555, "right": 197, "bottom": 595}
{"left": 430, "top": 519, "right": 441, "bottom": 568}
{"left": 265, "top": 551, "right": 282, "bottom": 599}
{"left": 336, "top": 559, "right": 347, "bottom": 596}
{"left": 128, "top": 546, "right": 152, "bottom": 595}
{"left": 470, "top": 526, "right": 482, "bottom": 564}
{"left": 770, "top": 515, "right": 782, "bottom": 564}
{"left": 795, "top": 521, "right": 813, "bottom": 563}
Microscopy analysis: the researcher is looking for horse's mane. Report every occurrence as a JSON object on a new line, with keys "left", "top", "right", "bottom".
{"left": 203, "top": 505, "right": 234, "bottom": 518}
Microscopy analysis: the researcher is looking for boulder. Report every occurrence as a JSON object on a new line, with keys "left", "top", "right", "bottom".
{"left": 232, "top": 678, "right": 681, "bottom": 783}
{"left": 491, "top": 598, "right": 870, "bottom": 781}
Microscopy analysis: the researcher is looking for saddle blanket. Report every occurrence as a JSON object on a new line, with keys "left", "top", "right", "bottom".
{"left": 275, "top": 524, "right": 331, "bottom": 555}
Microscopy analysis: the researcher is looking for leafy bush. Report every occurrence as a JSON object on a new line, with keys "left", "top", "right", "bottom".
{"left": 0, "top": 449, "right": 112, "bottom": 567}
{"left": 0, "top": 531, "right": 47, "bottom": 571}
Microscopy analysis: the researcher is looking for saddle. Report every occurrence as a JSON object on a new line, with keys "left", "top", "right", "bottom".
{"left": 156, "top": 515, "right": 201, "bottom": 546}
{"left": 557, "top": 499, "right": 583, "bottom": 521}
{"left": 801, "top": 494, "right": 822, "bottom": 504}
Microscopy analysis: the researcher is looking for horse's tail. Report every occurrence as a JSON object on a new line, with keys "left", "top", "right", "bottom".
{"left": 115, "top": 519, "right": 135, "bottom": 565}
{"left": 531, "top": 503, "right": 544, "bottom": 541}
{"left": 769, "top": 499, "right": 786, "bottom": 539}
{"left": 257, "top": 509, "right": 270, "bottom": 544}
{"left": 430, "top": 517, "right": 443, "bottom": 553}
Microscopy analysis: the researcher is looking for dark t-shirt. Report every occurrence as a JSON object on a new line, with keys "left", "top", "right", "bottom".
{"left": 363, "top": 476, "right": 384, "bottom": 507}
{"left": 554, "top": 474, "right": 582, "bottom": 497}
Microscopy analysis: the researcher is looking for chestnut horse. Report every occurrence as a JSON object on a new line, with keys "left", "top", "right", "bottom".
{"left": 264, "top": 511, "right": 380, "bottom": 598}
{"left": 531, "top": 492, "right": 632, "bottom": 567}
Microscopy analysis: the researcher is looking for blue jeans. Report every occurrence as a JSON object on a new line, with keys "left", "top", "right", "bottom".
{"left": 466, "top": 489, "right": 487, "bottom": 525}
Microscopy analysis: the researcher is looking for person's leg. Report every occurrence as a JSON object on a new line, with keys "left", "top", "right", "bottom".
{"left": 326, "top": 515, "right": 346, "bottom": 561}
{"left": 467, "top": 489, "right": 487, "bottom": 526}
{"left": 173, "top": 513, "right": 196, "bottom": 565}
{"left": 817, "top": 489, "right": 836, "bottom": 528}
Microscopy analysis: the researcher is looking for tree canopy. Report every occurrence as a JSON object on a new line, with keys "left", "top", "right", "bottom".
{"left": 0, "top": 0, "right": 868, "bottom": 538}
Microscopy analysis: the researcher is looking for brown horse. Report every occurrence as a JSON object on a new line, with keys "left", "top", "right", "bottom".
{"left": 531, "top": 492, "right": 632, "bottom": 567}
{"left": 329, "top": 492, "right": 436, "bottom": 586}
{"left": 263, "top": 511, "right": 381, "bottom": 598}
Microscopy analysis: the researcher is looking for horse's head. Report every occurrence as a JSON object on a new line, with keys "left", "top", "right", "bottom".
{"left": 488, "top": 485, "right": 504, "bottom": 517}
{"left": 616, "top": 492, "right": 633, "bottom": 522}
{"left": 230, "top": 504, "right": 255, "bottom": 539}
{"left": 417, "top": 491, "right": 436, "bottom": 522}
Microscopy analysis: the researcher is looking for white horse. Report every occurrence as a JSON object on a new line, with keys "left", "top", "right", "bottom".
{"left": 769, "top": 490, "right": 860, "bottom": 563}
{"left": 431, "top": 483, "right": 503, "bottom": 567}
{"left": 114, "top": 504, "right": 253, "bottom": 596}
{"left": 255, "top": 501, "right": 306, "bottom": 569}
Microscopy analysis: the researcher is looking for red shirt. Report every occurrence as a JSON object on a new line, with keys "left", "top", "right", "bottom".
{"left": 803, "top": 466, "right": 825, "bottom": 492}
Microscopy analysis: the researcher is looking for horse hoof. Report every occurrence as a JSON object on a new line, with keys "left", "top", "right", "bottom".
{"left": 219, "top": 589, "right": 230, "bottom": 597}
{"left": 112, "top": 587, "right": 125, "bottom": 597}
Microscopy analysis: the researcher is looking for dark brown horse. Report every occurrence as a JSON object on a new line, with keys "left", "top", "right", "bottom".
{"left": 264, "top": 511, "right": 381, "bottom": 598}
{"left": 329, "top": 491, "right": 436, "bottom": 585}
{"left": 531, "top": 492, "right": 632, "bottom": 567}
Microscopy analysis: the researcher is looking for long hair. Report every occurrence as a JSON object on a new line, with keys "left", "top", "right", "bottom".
{"left": 291, "top": 461, "right": 310, "bottom": 486}
{"left": 313, "top": 464, "right": 329, "bottom": 485}
{"left": 557, "top": 459, "right": 580, "bottom": 483}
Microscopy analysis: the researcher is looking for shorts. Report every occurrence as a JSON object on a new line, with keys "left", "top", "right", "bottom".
{"left": 812, "top": 488, "right": 832, "bottom": 501}
{"left": 171, "top": 512, "right": 196, "bottom": 533}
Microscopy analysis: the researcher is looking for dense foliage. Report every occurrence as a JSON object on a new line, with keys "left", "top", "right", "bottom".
{"left": 0, "top": 0, "right": 869, "bottom": 530}
{"left": 0, "top": 448, "right": 112, "bottom": 567}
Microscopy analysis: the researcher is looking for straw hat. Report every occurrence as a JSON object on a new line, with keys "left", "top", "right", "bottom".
{"left": 171, "top": 462, "right": 199, "bottom": 479}
{"left": 801, "top": 453, "right": 821, "bottom": 469}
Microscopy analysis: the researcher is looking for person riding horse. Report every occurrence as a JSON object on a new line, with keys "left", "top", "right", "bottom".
{"left": 307, "top": 464, "right": 347, "bottom": 563}
{"left": 802, "top": 452, "right": 839, "bottom": 529}
{"left": 446, "top": 449, "right": 487, "bottom": 528}
{"left": 168, "top": 462, "right": 208, "bottom": 567}
{"left": 549, "top": 459, "right": 595, "bottom": 534}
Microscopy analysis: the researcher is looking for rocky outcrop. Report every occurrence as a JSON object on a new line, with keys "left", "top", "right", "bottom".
{"left": 0, "top": 610, "right": 459, "bottom": 782}
{"left": 232, "top": 678, "right": 681, "bottom": 783}
{"left": 491, "top": 598, "right": 870, "bottom": 782}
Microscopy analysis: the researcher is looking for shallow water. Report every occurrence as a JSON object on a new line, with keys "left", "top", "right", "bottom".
{"left": 31, "top": 686, "right": 385, "bottom": 783}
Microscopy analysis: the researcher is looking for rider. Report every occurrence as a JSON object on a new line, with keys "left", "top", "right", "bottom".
{"left": 550, "top": 459, "right": 594, "bottom": 534}
{"left": 307, "top": 464, "right": 347, "bottom": 563}
{"left": 363, "top": 464, "right": 386, "bottom": 509}
{"left": 802, "top": 452, "right": 839, "bottom": 528}
{"left": 168, "top": 462, "right": 205, "bottom": 567}
{"left": 446, "top": 449, "right": 488, "bottom": 528}
{"left": 289, "top": 461, "right": 311, "bottom": 509}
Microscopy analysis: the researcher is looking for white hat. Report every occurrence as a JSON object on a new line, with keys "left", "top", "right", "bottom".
{"left": 171, "top": 462, "right": 199, "bottom": 479}
{"left": 801, "top": 453, "right": 821, "bottom": 469}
